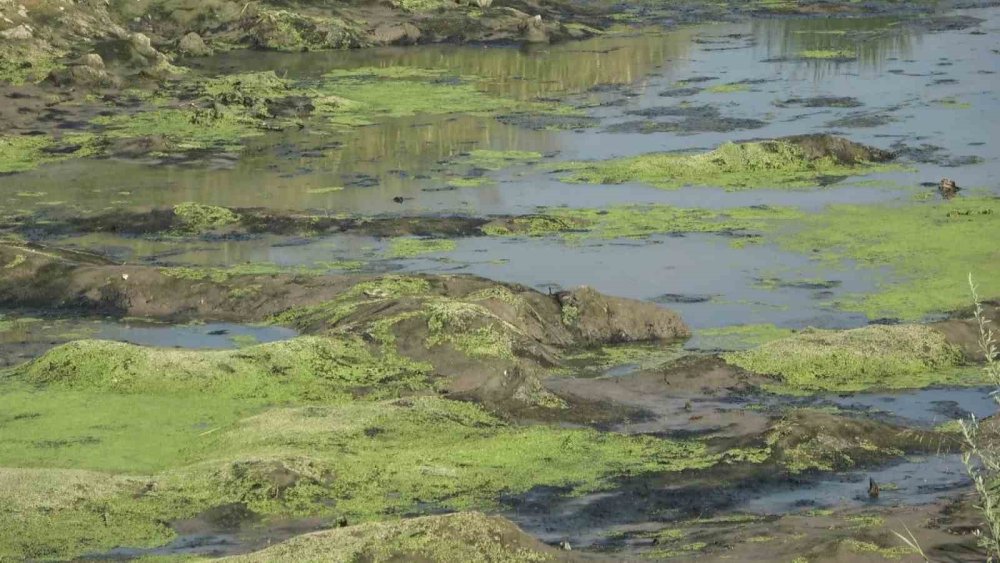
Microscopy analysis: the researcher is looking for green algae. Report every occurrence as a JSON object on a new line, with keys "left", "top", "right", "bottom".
{"left": 773, "top": 197, "right": 1000, "bottom": 320}
{"left": 723, "top": 324, "right": 971, "bottom": 392}
{"left": 0, "top": 467, "right": 175, "bottom": 560}
{"left": 562, "top": 138, "right": 896, "bottom": 191}
{"left": 0, "top": 381, "right": 258, "bottom": 473}
{"left": 706, "top": 83, "right": 751, "bottom": 93}
{"left": 484, "top": 204, "right": 801, "bottom": 240}
{"left": 0, "top": 395, "right": 725, "bottom": 560}
{"left": 172, "top": 202, "right": 240, "bottom": 234}
{"left": 9, "top": 336, "right": 435, "bottom": 402}
{"left": 92, "top": 108, "right": 263, "bottom": 152}
{"left": 191, "top": 396, "right": 721, "bottom": 519}
{"left": 387, "top": 238, "right": 458, "bottom": 258}
{"left": 692, "top": 324, "right": 795, "bottom": 351}
{"left": 424, "top": 300, "right": 516, "bottom": 359}
{"left": 0, "top": 134, "right": 99, "bottom": 174}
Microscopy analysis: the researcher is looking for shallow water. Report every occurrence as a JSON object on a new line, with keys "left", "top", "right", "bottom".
{"left": 4, "top": 8, "right": 998, "bottom": 331}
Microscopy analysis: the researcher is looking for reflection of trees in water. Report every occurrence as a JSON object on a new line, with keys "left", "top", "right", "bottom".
{"left": 216, "top": 29, "right": 695, "bottom": 100}
{"left": 352, "top": 30, "right": 695, "bottom": 99}
{"left": 752, "top": 17, "right": 919, "bottom": 77}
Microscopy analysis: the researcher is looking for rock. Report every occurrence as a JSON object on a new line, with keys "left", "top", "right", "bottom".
{"left": 0, "top": 23, "right": 32, "bottom": 40}
{"left": 48, "top": 60, "right": 119, "bottom": 88}
{"left": 129, "top": 33, "right": 159, "bottom": 60}
{"left": 178, "top": 32, "right": 212, "bottom": 57}
{"left": 77, "top": 54, "right": 105, "bottom": 69}
{"left": 557, "top": 286, "right": 690, "bottom": 344}
{"left": 939, "top": 178, "right": 959, "bottom": 199}
{"left": 371, "top": 22, "right": 421, "bottom": 45}
{"left": 522, "top": 14, "right": 549, "bottom": 43}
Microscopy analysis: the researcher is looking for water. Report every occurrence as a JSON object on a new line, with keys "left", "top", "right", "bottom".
{"left": 5, "top": 9, "right": 998, "bottom": 331}
{"left": 0, "top": 317, "right": 298, "bottom": 366}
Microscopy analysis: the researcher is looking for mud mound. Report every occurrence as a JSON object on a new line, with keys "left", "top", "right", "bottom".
{"left": 220, "top": 511, "right": 572, "bottom": 562}
{"left": 781, "top": 134, "right": 894, "bottom": 165}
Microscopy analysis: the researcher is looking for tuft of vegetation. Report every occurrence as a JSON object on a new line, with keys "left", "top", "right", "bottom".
{"left": 959, "top": 276, "right": 1000, "bottom": 560}
{"left": 171, "top": 202, "right": 240, "bottom": 234}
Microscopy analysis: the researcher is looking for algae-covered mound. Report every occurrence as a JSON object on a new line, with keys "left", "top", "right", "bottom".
{"left": 11, "top": 336, "right": 434, "bottom": 401}
{"left": 563, "top": 134, "right": 895, "bottom": 191}
{"left": 724, "top": 324, "right": 968, "bottom": 392}
{"left": 765, "top": 410, "right": 958, "bottom": 474}
{"left": 0, "top": 396, "right": 721, "bottom": 560}
{"left": 222, "top": 512, "right": 562, "bottom": 562}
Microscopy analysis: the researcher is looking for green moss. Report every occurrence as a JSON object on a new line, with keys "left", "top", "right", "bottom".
{"left": 774, "top": 197, "right": 1000, "bottom": 320}
{"left": 723, "top": 324, "right": 970, "bottom": 392}
{"left": 0, "top": 134, "right": 99, "bottom": 174}
{"left": 172, "top": 202, "right": 240, "bottom": 234}
{"left": 798, "top": 49, "right": 856, "bottom": 59}
{"left": 563, "top": 138, "right": 895, "bottom": 191}
{"left": 387, "top": 238, "right": 458, "bottom": 258}
{"left": 8, "top": 336, "right": 434, "bottom": 402}
{"left": 692, "top": 324, "right": 795, "bottom": 351}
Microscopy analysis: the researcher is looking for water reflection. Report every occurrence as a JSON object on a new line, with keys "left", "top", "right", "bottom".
{"left": 752, "top": 16, "right": 918, "bottom": 75}
{"left": 197, "top": 29, "right": 697, "bottom": 100}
